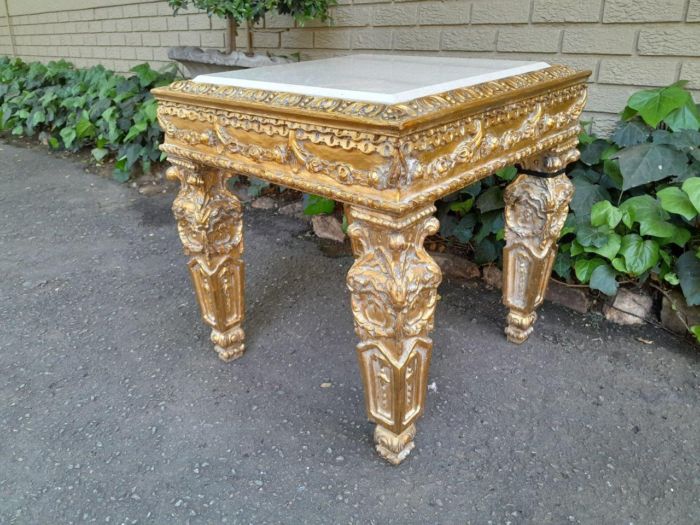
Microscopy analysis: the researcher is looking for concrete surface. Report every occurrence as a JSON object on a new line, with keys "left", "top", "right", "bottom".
{"left": 0, "top": 142, "right": 699, "bottom": 525}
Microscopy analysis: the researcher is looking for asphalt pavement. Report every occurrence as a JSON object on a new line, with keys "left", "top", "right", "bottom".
{"left": 1, "top": 142, "right": 699, "bottom": 524}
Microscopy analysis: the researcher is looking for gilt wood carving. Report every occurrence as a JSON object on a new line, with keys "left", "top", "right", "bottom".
{"left": 152, "top": 62, "right": 590, "bottom": 464}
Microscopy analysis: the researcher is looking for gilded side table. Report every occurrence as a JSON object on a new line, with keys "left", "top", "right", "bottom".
{"left": 152, "top": 55, "right": 590, "bottom": 465}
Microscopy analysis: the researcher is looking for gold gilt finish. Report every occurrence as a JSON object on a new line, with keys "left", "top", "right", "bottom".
{"left": 152, "top": 64, "right": 590, "bottom": 464}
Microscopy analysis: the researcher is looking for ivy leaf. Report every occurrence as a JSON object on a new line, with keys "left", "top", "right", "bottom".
{"left": 652, "top": 129, "right": 700, "bottom": 151}
{"left": 474, "top": 210, "right": 504, "bottom": 243}
{"left": 570, "top": 178, "right": 611, "bottom": 217}
{"left": 611, "top": 120, "right": 650, "bottom": 147}
{"left": 590, "top": 200, "right": 622, "bottom": 228}
{"left": 627, "top": 84, "right": 692, "bottom": 128}
{"left": 553, "top": 251, "right": 572, "bottom": 280}
{"left": 449, "top": 198, "right": 474, "bottom": 215}
{"left": 574, "top": 257, "right": 606, "bottom": 284}
{"left": 495, "top": 165, "right": 517, "bottom": 181}
{"left": 676, "top": 251, "right": 700, "bottom": 306}
{"left": 91, "top": 147, "right": 110, "bottom": 161}
{"left": 589, "top": 264, "right": 619, "bottom": 296}
{"left": 619, "top": 195, "right": 668, "bottom": 229}
{"left": 619, "top": 234, "right": 660, "bottom": 276}
{"left": 475, "top": 186, "right": 504, "bottom": 213}
{"left": 474, "top": 238, "right": 498, "bottom": 264}
{"left": 612, "top": 257, "right": 627, "bottom": 273}
{"left": 681, "top": 177, "right": 700, "bottom": 213}
{"left": 616, "top": 143, "right": 689, "bottom": 191}
{"left": 580, "top": 139, "right": 610, "bottom": 165}
{"left": 303, "top": 194, "right": 335, "bottom": 215}
{"left": 59, "top": 127, "right": 76, "bottom": 148}
{"left": 663, "top": 102, "right": 700, "bottom": 132}
{"left": 584, "top": 232, "right": 621, "bottom": 261}
{"left": 576, "top": 223, "right": 612, "bottom": 248}
{"left": 690, "top": 325, "right": 700, "bottom": 343}
{"left": 453, "top": 214, "right": 476, "bottom": 243}
{"left": 656, "top": 186, "right": 697, "bottom": 220}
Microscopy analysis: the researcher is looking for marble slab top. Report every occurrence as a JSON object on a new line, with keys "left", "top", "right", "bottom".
{"left": 194, "top": 54, "right": 550, "bottom": 105}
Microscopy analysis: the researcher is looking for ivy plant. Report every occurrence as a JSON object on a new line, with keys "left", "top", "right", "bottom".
{"left": 0, "top": 57, "right": 177, "bottom": 181}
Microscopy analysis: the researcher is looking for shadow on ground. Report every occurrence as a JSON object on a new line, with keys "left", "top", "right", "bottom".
{"left": 1, "top": 143, "right": 698, "bottom": 524}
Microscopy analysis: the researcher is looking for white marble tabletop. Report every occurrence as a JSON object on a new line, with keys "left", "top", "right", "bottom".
{"left": 194, "top": 54, "right": 550, "bottom": 104}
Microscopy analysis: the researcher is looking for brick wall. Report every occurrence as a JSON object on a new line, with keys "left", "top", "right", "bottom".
{"left": 1, "top": 0, "right": 699, "bottom": 133}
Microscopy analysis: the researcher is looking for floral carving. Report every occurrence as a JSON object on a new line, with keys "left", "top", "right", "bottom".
{"left": 167, "top": 163, "right": 246, "bottom": 362}
{"left": 346, "top": 206, "right": 441, "bottom": 464}
{"left": 503, "top": 167, "right": 575, "bottom": 344}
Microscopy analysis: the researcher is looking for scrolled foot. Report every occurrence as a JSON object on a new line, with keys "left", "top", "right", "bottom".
{"left": 374, "top": 424, "right": 416, "bottom": 465}
{"left": 505, "top": 311, "right": 537, "bottom": 344}
{"left": 211, "top": 327, "right": 245, "bottom": 362}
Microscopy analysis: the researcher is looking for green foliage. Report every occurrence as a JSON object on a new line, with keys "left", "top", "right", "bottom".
{"left": 303, "top": 194, "right": 335, "bottom": 215}
{"left": 0, "top": 57, "right": 177, "bottom": 180}
{"left": 167, "top": 0, "right": 336, "bottom": 26}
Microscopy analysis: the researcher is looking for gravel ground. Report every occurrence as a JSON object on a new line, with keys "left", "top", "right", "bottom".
{"left": 1, "top": 142, "right": 699, "bottom": 525}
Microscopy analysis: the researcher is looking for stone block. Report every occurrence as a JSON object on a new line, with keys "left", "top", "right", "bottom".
{"left": 312, "top": 215, "right": 345, "bottom": 243}
{"left": 331, "top": 5, "right": 371, "bottom": 27}
{"left": 533, "top": 0, "right": 602, "bottom": 22}
{"left": 314, "top": 29, "right": 351, "bottom": 49}
{"left": 282, "top": 30, "right": 314, "bottom": 49}
{"left": 441, "top": 28, "right": 496, "bottom": 51}
{"left": 660, "top": 289, "right": 700, "bottom": 335}
{"left": 352, "top": 29, "right": 393, "bottom": 50}
{"left": 418, "top": 1, "right": 470, "bottom": 25}
{"left": 603, "top": 289, "right": 653, "bottom": 325}
{"left": 680, "top": 61, "right": 700, "bottom": 90}
{"left": 545, "top": 280, "right": 591, "bottom": 314}
{"left": 598, "top": 58, "right": 678, "bottom": 87}
{"left": 472, "top": 0, "right": 530, "bottom": 24}
{"left": 603, "top": 0, "right": 686, "bottom": 22}
{"left": 638, "top": 29, "right": 700, "bottom": 57}
{"left": 497, "top": 28, "right": 561, "bottom": 53}
{"left": 482, "top": 265, "right": 502, "bottom": 289}
{"left": 562, "top": 27, "right": 636, "bottom": 55}
{"left": 431, "top": 253, "right": 480, "bottom": 281}
{"left": 373, "top": 4, "right": 418, "bottom": 26}
{"left": 393, "top": 28, "right": 440, "bottom": 50}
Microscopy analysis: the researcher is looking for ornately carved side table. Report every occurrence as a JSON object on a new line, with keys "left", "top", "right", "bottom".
{"left": 152, "top": 55, "right": 590, "bottom": 465}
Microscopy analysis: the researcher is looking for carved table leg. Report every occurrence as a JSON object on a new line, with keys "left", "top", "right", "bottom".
{"left": 166, "top": 160, "right": 245, "bottom": 362}
{"left": 503, "top": 148, "right": 577, "bottom": 343}
{"left": 346, "top": 205, "right": 442, "bottom": 465}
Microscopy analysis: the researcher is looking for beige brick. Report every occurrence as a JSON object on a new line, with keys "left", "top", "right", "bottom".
{"left": 124, "top": 33, "right": 141, "bottom": 47}
{"left": 557, "top": 56, "right": 599, "bottom": 79}
{"left": 562, "top": 27, "right": 636, "bottom": 55}
{"left": 135, "top": 47, "right": 153, "bottom": 61}
{"left": 141, "top": 32, "right": 160, "bottom": 46}
{"left": 603, "top": 0, "right": 686, "bottom": 22}
{"left": 101, "top": 19, "right": 118, "bottom": 32}
{"left": 638, "top": 29, "right": 700, "bottom": 56}
{"left": 178, "top": 31, "right": 200, "bottom": 47}
{"left": 149, "top": 18, "right": 167, "bottom": 32}
{"left": 188, "top": 15, "right": 211, "bottom": 31}
{"left": 418, "top": 1, "right": 470, "bottom": 25}
{"left": 201, "top": 31, "right": 225, "bottom": 48}
{"left": 108, "top": 33, "right": 125, "bottom": 46}
{"left": 689, "top": 0, "right": 700, "bottom": 21}
{"left": 472, "top": 0, "right": 530, "bottom": 24}
{"left": 441, "top": 28, "right": 496, "bottom": 51}
{"left": 599, "top": 58, "right": 678, "bottom": 86}
{"left": 680, "top": 61, "right": 700, "bottom": 90}
{"left": 351, "top": 28, "right": 393, "bottom": 49}
{"left": 281, "top": 30, "right": 314, "bottom": 48}
{"left": 314, "top": 29, "right": 352, "bottom": 49}
{"left": 587, "top": 112, "right": 619, "bottom": 136}
{"left": 131, "top": 18, "right": 149, "bottom": 32}
{"left": 167, "top": 16, "right": 188, "bottom": 31}
{"left": 159, "top": 32, "right": 179, "bottom": 47}
{"left": 122, "top": 5, "right": 140, "bottom": 18}
{"left": 533, "top": 0, "right": 602, "bottom": 22}
{"left": 586, "top": 83, "right": 637, "bottom": 113}
{"left": 331, "top": 5, "right": 371, "bottom": 26}
{"left": 373, "top": 4, "right": 418, "bottom": 26}
{"left": 139, "top": 4, "right": 158, "bottom": 17}
{"left": 393, "top": 28, "right": 440, "bottom": 50}
{"left": 497, "top": 28, "right": 561, "bottom": 53}
{"left": 261, "top": 13, "right": 290, "bottom": 28}
{"left": 120, "top": 47, "right": 136, "bottom": 60}
{"left": 251, "top": 31, "right": 280, "bottom": 48}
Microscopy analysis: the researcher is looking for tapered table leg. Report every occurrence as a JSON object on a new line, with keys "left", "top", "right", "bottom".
{"left": 502, "top": 148, "right": 577, "bottom": 343}
{"left": 346, "top": 205, "right": 442, "bottom": 465}
{"left": 166, "top": 160, "right": 245, "bottom": 361}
